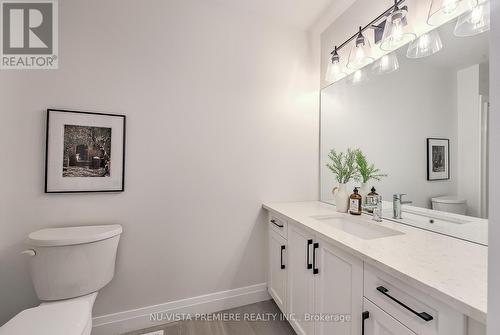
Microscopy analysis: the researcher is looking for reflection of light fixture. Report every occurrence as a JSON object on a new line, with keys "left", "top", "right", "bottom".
{"left": 407, "top": 30, "right": 443, "bottom": 58}
{"left": 372, "top": 53, "right": 399, "bottom": 74}
{"left": 325, "top": 46, "right": 347, "bottom": 82}
{"left": 347, "top": 69, "right": 369, "bottom": 85}
{"left": 455, "top": 0, "right": 490, "bottom": 36}
{"left": 380, "top": 1, "right": 416, "bottom": 51}
{"left": 428, "top": 0, "right": 477, "bottom": 26}
{"left": 347, "top": 27, "right": 374, "bottom": 70}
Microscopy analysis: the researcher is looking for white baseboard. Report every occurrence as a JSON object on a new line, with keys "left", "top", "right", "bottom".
{"left": 91, "top": 283, "right": 270, "bottom": 335}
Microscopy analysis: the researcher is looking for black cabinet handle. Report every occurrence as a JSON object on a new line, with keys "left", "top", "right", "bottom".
{"left": 280, "top": 245, "right": 286, "bottom": 269}
{"left": 312, "top": 242, "right": 319, "bottom": 274}
{"left": 306, "top": 239, "right": 313, "bottom": 269}
{"left": 376, "top": 286, "right": 434, "bottom": 322}
{"left": 270, "top": 219, "right": 284, "bottom": 228}
{"left": 362, "top": 311, "right": 369, "bottom": 335}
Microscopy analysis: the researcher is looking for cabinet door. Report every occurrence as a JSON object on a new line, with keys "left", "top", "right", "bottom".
{"left": 268, "top": 229, "right": 287, "bottom": 312}
{"left": 363, "top": 298, "right": 416, "bottom": 335}
{"left": 287, "top": 224, "right": 315, "bottom": 335}
{"left": 314, "top": 239, "right": 363, "bottom": 335}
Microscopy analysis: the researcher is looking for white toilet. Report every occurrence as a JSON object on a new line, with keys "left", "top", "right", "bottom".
{"left": 0, "top": 224, "right": 122, "bottom": 335}
{"left": 431, "top": 196, "right": 467, "bottom": 215}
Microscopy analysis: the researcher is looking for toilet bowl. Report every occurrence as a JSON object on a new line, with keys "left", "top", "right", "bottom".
{"left": 0, "top": 225, "right": 122, "bottom": 335}
{"left": 0, "top": 293, "right": 96, "bottom": 335}
{"left": 431, "top": 196, "right": 467, "bottom": 215}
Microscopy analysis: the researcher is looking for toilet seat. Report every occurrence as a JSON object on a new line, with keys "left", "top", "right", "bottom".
{"left": 0, "top": 299, "right": 90, "bottom": 335}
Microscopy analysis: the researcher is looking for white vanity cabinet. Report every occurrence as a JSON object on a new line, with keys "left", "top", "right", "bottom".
{"left": 265, "top": 207, "right": 486, "bottom": 335}
{"left": 313, "top": 236, "right": 363, "bottom": 335}
{"left": 286, "top": 222, "right": 363, "bottom": 335}
{"left": 268, "top": 228, "right": 287, "bottom": 312}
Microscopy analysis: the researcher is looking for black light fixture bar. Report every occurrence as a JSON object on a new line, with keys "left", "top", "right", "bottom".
{"left": 333, "top": 0, "right": 407, "bottom": 53}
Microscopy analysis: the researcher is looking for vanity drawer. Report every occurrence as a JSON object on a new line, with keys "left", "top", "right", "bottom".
{"left": 364, "top": 264, "right": 465, "bottom": 335}
{"left": 268, "top": 213, "right": 287, "bottom": 239}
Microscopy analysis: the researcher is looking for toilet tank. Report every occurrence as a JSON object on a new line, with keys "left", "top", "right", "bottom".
{"left": 431, "top": 196, "right": 467, "bottom": 215}
{"left": 25, "top": 225, "right": 122, "bottom": 301}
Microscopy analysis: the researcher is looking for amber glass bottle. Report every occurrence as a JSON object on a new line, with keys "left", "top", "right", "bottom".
{"left": 349, "top": 187, "right": 362, "bottom": 215}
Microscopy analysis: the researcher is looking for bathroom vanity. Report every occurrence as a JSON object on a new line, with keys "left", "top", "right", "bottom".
{"left": 264, "top": 201, "right": 486, "bottom": 335}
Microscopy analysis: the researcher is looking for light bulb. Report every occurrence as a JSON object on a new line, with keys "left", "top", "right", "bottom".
{"left": 418, "top": 34, "right": 430, "bottom": 53}
{"left": 372, "top": 53, "right": 399, "bottom": 75}
{"left": 355, "top": 46, "right": 365, "bottom": 62}
{"left": 348, "top": 69, "right": 369, "bottom": 85}
{"left": 454, "top": 0, "right": 490, "bottom": 36}
{"left": 470, "top": 5, "right": 484, "bottom": 27}
{"left": 443, "top": 0, "right": 459, "bottom": 13}
{"left": 392, "top": 19, "right": 404, "bottom": 42}
{"left": 407, "top": 30, "right": 443, "bottom": 58}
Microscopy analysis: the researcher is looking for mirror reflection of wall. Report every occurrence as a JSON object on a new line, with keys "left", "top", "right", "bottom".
{"left": 320, "top": 21, "right": 489, "bottom": 219}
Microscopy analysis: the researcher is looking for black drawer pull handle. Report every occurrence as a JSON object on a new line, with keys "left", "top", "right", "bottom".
{"left": 362, "top": 311, "right": 369, "bottom": 335}
{"left": 280, "top": 245, "right": 286, "bottom": 269}
{"left": 270, "top": 219, "right": 284, "bottom": 228}
{"left": 312, "top": 242, "right": 319, "bottom": 274}
{"left": 376, "top": 286, "right": 434, "bottom": 322}
{"left": 306, "top": 239, "right": 313, "bottom": 269}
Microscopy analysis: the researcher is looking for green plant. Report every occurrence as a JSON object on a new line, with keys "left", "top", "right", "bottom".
{"left": 354, "top": 150, "right": 387, "bottom": 183}
{"left": 326, "top": 148, "right": 358, "bottom": 184}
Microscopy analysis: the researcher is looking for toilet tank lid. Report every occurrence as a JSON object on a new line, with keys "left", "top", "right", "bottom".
{"left": 0, "top": 300, "right": 89, "bottom": 335}
{"left": 27, "top": 224, "right": 123, "bottom": 247}
{"left": 431, "top": 196, "right": 467, "bottom": 204}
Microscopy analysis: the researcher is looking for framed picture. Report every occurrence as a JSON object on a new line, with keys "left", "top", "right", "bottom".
{"left": 45, "top": 109, "right": 126, "bottom": 193}
{"left": 427, "top": 138, "right": 450, "bottom": 181}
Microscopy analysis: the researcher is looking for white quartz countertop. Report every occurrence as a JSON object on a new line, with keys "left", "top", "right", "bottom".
{"left": 263, "top": 201, "right": 487, "bottom": 323}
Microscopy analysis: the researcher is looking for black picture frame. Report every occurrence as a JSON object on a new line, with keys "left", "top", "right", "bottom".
{"left": 45, "top": 109, "right": 126, "bottom": 193}
{"left": 426, "top": 138, "right": 450, "bottom": 181}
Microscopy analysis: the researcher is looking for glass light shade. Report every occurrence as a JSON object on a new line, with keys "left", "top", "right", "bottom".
{"left": 347, "top": 38, "right": 374, "bottom": 70}
{"left": 347, "top": 69, "right": 369, "bottom": 85}
{"left": 407, "top": 30, "right": 443, "bottom": 58}
{"left": 372, "top": 53, "right": 399, "bottom": 75}
{"left": 325, "top": 60, "right": 347, "bottom": 83}
{"left": 428, "top": 0, "right": 477, "bottom": 26}
{"left": 380, "top": 7, "right": 416, "bottom": 51}
{"left": 454, "top": 0, "right": 490, "bottom": 36}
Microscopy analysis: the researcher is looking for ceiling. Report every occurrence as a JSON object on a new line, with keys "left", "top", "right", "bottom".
{"left": 210, "top": 0, "right": 353, "bottom": 30}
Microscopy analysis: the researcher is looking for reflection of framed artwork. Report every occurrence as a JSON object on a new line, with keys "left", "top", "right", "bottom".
{"left": 427, "top": 138, "right": 449, "bottom": 181}
{"left": 45, "top": 109, "right": 126, "bottom": 193}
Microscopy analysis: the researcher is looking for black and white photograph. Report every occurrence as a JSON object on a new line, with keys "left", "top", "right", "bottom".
{"left": 427, "top": 138, "right": 450, "bottom": 181}
{"left": 63, "top": 125, "right": 112, "bottom": 178}
{"left": 45, "top": 109, "right": 126, "bottom": 193}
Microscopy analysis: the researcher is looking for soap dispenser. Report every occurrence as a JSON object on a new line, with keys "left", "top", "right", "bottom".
{"left": 349, "top": 187, "right": 362, "bottom": 215}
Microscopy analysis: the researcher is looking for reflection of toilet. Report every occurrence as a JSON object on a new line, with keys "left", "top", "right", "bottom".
{"left": 0, "top": 225, "right": 122, "bottom": 335}
{"left": 431, "top": 196, "right": 467, "bottom": 215}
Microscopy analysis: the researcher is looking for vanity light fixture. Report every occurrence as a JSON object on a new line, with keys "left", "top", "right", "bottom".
{"left": 347, "top": 27, "right": 374, "bottom": 70}
{"left": 380, "top": 0, "right": 416, "bottom": 51}
{"left": 347, "top": 68, "right": 369, "bottom": 85}
{"left": 372, "top": 53, "right": 399, "bottom": 75}
{"left": 325, "top": 46, "right": 347, "bottom": 82}
{"left": 407, "top": 30, "right": 443, "bottom": 58}
{"left": 427, "top": 0, "right": 478, "bottom": 26}
{"left": 454, "top": 0, "right": 490, "bottom": 36}
{"left": 325, "top": 0, "right": 409, "bottom": 83}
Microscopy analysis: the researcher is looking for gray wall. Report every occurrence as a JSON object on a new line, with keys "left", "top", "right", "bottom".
{"left": 488, "top": 0, "right": 499, "bottom": 334}
{"left": 0, "top": 0, "right": 319, "bottom": 323}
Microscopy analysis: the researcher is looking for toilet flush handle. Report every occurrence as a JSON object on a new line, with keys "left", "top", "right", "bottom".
{"left": 21, "top": 249, "right": 36, "bottom": 257}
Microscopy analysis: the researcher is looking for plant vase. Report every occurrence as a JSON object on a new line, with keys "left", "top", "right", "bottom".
{"left": 332, "top": 183, "right": 349, "bottom": 213}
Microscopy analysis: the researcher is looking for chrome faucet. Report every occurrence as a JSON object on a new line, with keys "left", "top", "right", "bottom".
{"left": 393, "top": 194, "right": 412, "bottom": 219}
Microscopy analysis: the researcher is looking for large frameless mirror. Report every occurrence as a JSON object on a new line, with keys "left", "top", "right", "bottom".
{"left": 320, "top": 19, "right": 489, "bottom": 245}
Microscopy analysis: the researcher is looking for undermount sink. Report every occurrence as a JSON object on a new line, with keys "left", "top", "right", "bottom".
{"left": 311, "top": 215, "right": 404, "bottom": 240}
